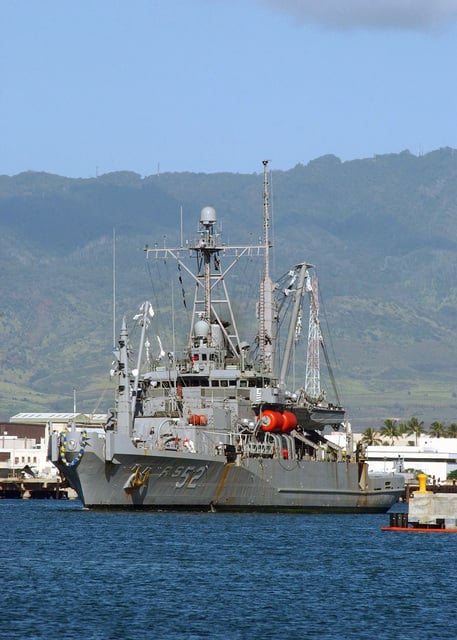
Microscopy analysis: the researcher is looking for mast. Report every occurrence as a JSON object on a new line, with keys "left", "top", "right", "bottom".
{"left": 112, "top": 228, "right": 116, "bottom": 350}
{"left": 258, "top": 160, "right": 275, "bottom": 375}
{"left": 305, "top": 275, "right": 321, "bottom": 400}
{"left": 114, "top": 318, "right": 132, "bottom": 435}
{"left": 131, "top": 301, "right": 154, "bottom": 417}
{"left": 146, "top": 207, "right": 265, "bottom": 359}
{"left": 279, "top": 262, "right": 308, "bottom": 387}
{"left": 112, "top": 302, "right": 154, "bottom": 436}
{"left": 192, "top": 206, "right": 235, "bottom": 350}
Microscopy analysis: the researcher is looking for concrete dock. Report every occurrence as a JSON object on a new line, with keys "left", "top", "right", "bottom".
{"left": 0, "top": 477, "right": 76, "bottom": 499}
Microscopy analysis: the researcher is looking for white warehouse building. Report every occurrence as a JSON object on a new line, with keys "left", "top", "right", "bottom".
{"left": 365, "top": 437, "right": 457, "bottom": 483}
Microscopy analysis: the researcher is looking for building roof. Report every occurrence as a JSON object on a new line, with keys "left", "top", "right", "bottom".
{"left": 10, "top": 412, "right": 107, "bottom": 425}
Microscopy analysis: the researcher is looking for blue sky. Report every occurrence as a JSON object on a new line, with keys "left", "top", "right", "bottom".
{"left": 1, "top": 0, "right": 457, "bottom": 178}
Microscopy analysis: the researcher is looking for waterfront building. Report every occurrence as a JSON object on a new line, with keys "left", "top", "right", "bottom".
{"left": 364, "top": 437, "right": 457, "bottom": 483}
{"left": 325, "top": 428, "right": 457, "bottom": 483}
{"left": 0, "top": 413, "right": 106, "bottom": 478}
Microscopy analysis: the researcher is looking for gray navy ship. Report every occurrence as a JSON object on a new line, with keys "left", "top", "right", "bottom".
{"left": 49, "top": 162, "right": 404, "bottom": 510}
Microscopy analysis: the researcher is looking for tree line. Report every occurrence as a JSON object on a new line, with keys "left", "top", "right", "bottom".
{"left": 360, "top": 418, "right": 457, "bottom": 447}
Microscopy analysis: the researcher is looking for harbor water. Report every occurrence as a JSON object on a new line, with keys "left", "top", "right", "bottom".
{"left": 2, "top": 500, "right": 456, "bottom": 640}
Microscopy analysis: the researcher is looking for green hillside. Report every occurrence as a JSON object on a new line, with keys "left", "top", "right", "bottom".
{"left": 2, "top": 148, "right": 457, "bottom": 429}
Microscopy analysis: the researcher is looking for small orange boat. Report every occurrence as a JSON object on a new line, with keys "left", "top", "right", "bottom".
{"left": 382, "top": 526, "right": 457, "bottom": 533}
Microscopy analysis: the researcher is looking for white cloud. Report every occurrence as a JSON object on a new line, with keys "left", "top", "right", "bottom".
{"left": 259, "top": 0, "right": 457, "bottom": 30}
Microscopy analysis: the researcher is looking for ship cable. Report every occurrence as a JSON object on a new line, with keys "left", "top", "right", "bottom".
{"left": 316, "top": 275, "right": 343, "bottom": 406}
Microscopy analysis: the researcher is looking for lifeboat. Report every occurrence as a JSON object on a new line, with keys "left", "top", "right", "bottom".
{"left": 259, "top": 410, "right": 284, "bottom": 433}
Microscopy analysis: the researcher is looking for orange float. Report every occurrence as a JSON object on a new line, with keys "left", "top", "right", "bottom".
{"left": 281, "top": 410, "right": 298, "bottom": 433}
{"left": 259, "top": 410, "right": 284, "bottom": 432}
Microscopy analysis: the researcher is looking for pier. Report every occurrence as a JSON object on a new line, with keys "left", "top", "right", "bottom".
{"left": 0, "top": 477, "right": 75, "bottom": 499}
{"left": 383, "top": 474, "right": 457, "bottom": 532}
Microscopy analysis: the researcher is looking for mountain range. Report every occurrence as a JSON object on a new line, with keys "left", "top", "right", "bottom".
{"left": 2, "top": 148, "right": 457, "bottom": 429}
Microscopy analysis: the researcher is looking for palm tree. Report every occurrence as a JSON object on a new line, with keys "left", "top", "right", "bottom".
{"left": 360, "top": 427, "right": 382, "bottom": 446}
{"left": 429, "top": 421, "right": 446, "bottom": 438}
{"left": 379, "top": 419, "right": 399, "bottom": 445}
{"left": 397, "top": 422, "right": 408, "bottom": 438}
{"left": 446, "top": 423, "right": 457, "bottom": 438}
{"left": 405, "top": 416, "right": 425, "bottom": 446}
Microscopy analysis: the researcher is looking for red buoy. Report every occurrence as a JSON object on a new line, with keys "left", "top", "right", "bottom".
{"left": 281, "top": 410, "right": 298, "bottom": 433}
{"left": 260, "top": 410, "right": 284, "bottom": 432}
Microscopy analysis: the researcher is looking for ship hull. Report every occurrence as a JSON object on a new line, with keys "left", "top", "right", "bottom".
{"left": 53, "top": 436, "right": 403, "bottom": 512}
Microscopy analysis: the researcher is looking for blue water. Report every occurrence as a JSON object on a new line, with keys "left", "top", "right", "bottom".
{"left": 1, "top": 500, "right": 455, "bottom": 640}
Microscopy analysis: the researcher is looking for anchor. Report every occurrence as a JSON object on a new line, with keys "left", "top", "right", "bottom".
{"left": 123, "top": 465, "right": 151, "bottom": 494}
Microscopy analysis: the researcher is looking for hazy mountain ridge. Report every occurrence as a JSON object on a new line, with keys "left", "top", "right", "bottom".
{"left": 2, "top": 148, "right": 457, "bottom": 427}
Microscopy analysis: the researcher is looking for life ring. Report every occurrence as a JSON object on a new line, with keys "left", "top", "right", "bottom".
{"left": 59, "top": 428, "right": 89, "bottom": 467}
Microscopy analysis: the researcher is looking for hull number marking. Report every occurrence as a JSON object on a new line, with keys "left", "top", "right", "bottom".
{"left": 158, "top": 465, "right": 207, "bottom": 489}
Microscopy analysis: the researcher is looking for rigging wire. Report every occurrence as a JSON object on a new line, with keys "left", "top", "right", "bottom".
{"left": 314, "top": 268, "right": 343, "bottom": 406}
{"left": 236, "top": 242, "right": 260, "bottom": 343}
{"left": 146, "top": 251, "right": 193, "bottom": 351}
